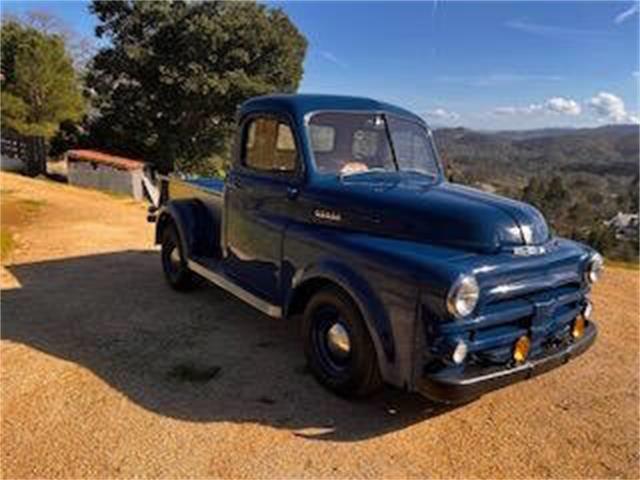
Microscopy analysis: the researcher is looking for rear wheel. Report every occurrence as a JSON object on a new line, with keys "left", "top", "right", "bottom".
{"left": 302, "top": 287, "right": 382, "bottom": 397}
{"left": 161, "top": 223, "right": 197, "bottom": 291}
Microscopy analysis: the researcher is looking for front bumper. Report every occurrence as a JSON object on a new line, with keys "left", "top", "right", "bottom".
{"left": 417, "top": 321, "right": 597, "bottom": 403}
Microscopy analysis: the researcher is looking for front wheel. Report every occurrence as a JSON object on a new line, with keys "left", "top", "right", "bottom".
{"left": 161, "top": 223, "right": 197, "bottom": 291}
{"left": 302, "top": 287, "right": 382, "bottom": 397}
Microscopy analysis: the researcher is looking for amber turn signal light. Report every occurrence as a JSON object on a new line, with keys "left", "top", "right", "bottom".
{"left": 513, "top": 336, "right": 531, "bottom": 363}
{"left": 572, "top": 317, "right": 586, "bottom": 339}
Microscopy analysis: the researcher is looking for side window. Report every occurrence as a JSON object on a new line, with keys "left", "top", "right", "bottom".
{"left": 243, "top": 117, "right": 297, "bottom": 173}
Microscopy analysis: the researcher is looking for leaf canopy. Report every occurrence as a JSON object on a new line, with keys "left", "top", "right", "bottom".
{"left": 86, "top": 0, "right": 307, "bottom": 173}
{"left": 1, "top": 20, "right": 85, "bottom": 138}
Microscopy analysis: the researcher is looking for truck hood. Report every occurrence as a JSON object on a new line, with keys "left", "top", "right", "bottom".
{"left": 308, "top": 174, "right": 549, "bottom": 253}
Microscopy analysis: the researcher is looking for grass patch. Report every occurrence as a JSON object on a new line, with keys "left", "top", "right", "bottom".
{"left": 0, "top": 196, "right": 47, "bottom": 262}
{"left": 103, "top": 190, "right": 131, "bottom": 200}
{"left": 0, "top": 229, "right": 14, "bottom": 259}
{"left": 20, "top": 198, "right": 47, "bottom": 210}
{"left": 1, "top": 197, "right": 46, "bottom": 226}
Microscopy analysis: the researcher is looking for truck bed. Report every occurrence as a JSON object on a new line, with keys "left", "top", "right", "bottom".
{"left": 185, "top": 177, "right": 224, "bottom": 193}
{"left": 160, "top": 175, "right": 225, "bottom": 261}
{"left": 166, "top": 176, "right": 224, "bottom": 201}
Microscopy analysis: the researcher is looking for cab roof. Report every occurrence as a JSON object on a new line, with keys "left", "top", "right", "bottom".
{"left": 239, "top": 94, "right": 426, "bottom": 125}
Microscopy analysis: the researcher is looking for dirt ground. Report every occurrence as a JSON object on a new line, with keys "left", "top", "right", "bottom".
{"left": 1, "top": 171, "right": 638, "bottom": 479}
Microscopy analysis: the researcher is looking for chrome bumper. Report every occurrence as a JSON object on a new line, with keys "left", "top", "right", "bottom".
{"left": 417, "top": 321, "right": 597, "bottom": 404}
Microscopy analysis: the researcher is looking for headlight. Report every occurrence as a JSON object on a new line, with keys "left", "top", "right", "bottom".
{"left": 585, "top": 253, "right": 604, "bottom": 284}
{"left": 447, "top": 275, "right": 480, "bottom": 319}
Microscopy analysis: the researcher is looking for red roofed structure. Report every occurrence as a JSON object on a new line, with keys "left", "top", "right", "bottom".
{"left": 66, "top": 149, "right": 147, "bottom": 200}
{"left": 67, "top": 150, "right": 145, "bottom": 171}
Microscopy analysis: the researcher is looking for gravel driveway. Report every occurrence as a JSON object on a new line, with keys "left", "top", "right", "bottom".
{"left": 1, "top": 172, "right": 638, "bottom": 479}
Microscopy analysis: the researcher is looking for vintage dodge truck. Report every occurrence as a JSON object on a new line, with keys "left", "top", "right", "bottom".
{"left": 150, "top": 94, "right": 600, "bottom": 402}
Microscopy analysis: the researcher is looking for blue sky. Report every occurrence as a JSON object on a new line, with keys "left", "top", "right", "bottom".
{"left": 2, "top": 0, "right": 639, "bottom": 130}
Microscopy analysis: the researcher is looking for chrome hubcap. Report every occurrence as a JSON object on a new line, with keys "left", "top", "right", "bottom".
{"left": 326, "top": 323, "right": 351, "bottom": 359}
{"left": 169, "top": 247, "right": 181, "bottom": 267}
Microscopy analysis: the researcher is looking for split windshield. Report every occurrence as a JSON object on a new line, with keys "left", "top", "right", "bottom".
{"left": 307, "top": 112, "right": 441, "bottom": 178}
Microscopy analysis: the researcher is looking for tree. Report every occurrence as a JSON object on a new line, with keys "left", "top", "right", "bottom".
{"left": 587, "top": 224, "right": 616, "bottom": 256}
{"left": 629, "top": 174, "right": 639, "bottom": 214}
{"left": 86, "top": 0, "right": 307, "bottom": 173}
{"left": 49, "top": 119, "right": 89, "bottom": 158}
{"left": 0, "top": 20, "right": 85, "bottom": 138}
{"left": 522, "top": 177, "right": 545, "bottom": 209}
{"left": 543, "top": 176, "right": 570, "bottom": 211}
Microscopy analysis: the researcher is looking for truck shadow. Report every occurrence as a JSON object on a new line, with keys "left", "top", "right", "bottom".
{"left": 1, "top": 250, "right": 457, "bottom": 441}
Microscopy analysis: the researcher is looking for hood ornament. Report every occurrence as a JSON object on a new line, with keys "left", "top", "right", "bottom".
{"left": 513, "top": 245, "right": 546, "bottom": 256}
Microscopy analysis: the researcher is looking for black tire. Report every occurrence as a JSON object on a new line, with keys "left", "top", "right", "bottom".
{"left": 302, "top": 287, "right": 382, "bottom": 397}
{"left": 161, "top": 223, "right": 197, "bottom": 291}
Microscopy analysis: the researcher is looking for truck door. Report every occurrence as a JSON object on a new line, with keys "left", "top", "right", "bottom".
{"left": 223, "top": 114, "right": 302, "bottom": 303}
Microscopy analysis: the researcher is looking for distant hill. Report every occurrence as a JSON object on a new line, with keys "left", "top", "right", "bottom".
{"left": 433, "top": 124, "right": 639, "bottom": 196}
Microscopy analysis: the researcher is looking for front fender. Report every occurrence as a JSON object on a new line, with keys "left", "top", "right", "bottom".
{"left": 290, "top": 260, "right": 396, "bottom": 363}
{"left": 282, "top": 225, "right": 477, "bottom": 389}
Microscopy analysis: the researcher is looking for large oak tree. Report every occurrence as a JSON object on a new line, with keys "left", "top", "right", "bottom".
{"left": 86, "top": 0, "right": 307, "bottom": 173}
{"left": 1, "top": 20, "right": 85, "bottom": 138}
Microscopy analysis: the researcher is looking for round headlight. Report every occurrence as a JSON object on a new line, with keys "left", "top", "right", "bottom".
{"left": 586, "top": 253, "right": 604, "bottom": 284}
{"left": 447, "top": 275, "right": 480, "bottom": 319}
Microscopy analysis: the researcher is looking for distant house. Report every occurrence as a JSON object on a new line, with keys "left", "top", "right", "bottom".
{"left": 67, "top": 150, "right": 147, "bottom": 200}
{"left": 605, "top": 212, "right": 639, "bottom": 240}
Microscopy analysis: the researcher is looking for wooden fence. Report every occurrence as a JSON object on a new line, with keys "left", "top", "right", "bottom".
{"left": 0, "top": 132, "right": 47, "bottom": 177}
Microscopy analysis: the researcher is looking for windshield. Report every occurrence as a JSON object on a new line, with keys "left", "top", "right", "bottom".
{"left": 307, "top": 112, "right": 441, "bottom": 178}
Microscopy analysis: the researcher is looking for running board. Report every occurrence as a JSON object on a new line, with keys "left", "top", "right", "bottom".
{"left": 187, "top": 259, "right": 282, "bottom": 318}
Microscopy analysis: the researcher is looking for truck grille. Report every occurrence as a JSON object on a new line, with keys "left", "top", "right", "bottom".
{"left": 431, "top": 261, "right": 588, "bottom": 366}
{"left": 471, "top": 284, "right": 584, "bottom": 364}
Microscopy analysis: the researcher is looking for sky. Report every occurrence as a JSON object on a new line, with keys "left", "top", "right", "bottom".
{"left": 2, "top": 0, "right": 639, "bottom": 130}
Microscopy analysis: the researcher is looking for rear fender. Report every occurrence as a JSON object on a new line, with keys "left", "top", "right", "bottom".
{"left": 155, "top": 200, "right": 216, "bottom": 258}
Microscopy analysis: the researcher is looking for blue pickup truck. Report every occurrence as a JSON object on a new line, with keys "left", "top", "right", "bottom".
{"left": 150, "top": 94, "right": 600, "bottom": 403}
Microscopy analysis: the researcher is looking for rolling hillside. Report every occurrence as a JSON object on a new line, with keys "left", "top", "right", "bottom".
{"left": 433, "top": 124, "right": 639, "bottom": 194}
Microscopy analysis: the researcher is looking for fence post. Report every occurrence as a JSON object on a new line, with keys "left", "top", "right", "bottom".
{"left": 24, "top": 136, "right": 47, "bottom": 177}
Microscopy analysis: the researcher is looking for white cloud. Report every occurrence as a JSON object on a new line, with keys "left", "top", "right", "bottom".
{"left": 545, "top": 97, "right": 582, "bottom": 115}
{"left": 317, "top": 50, "right": 347, "bottom": 68}
{"left": 493, "top": 106, "right": 520, "bottom": 116}
{"left": 587, "top": 92, "right": 638, "bottom": 123}
{"left": 425, "top": 108, "right": 459, "bottom": 121}
{"left": 633, "top": 71, "right": 640, "bottom": 78}
{"left": 505, "top": 19, "right": 611, "bottom": 38}
{"left": 614, "top": 4, "right": 640, "bottom": 24}
{"left": 493, "top": 92, "right": 639, "bottom": 125}
{"left": 493, "top": 104, "right": 542, "bottom": 115}
{"left": 493, "top": 96, "right": 580, "bottom": 116}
